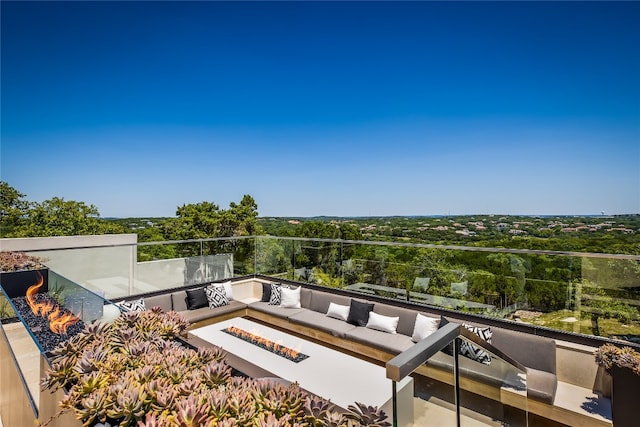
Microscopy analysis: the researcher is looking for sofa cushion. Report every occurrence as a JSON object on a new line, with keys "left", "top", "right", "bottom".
{"left": 344, "top": 327, "right": 414, "bottom": 354}
{"left": 205, "top": 285, "right": 229, "bottom": 309}
{"left": 249, "top": 301, "right": 306, "bottom": 319}
{"left": 460, "top": 324, "right": 492, "bottom": 365}
{"left": 180, "top": 300, "right": 247, "bottom": 324}
{"left": 117, "top": 298, "right": 146, "bottom": 312}
{"left": 347, "top": 299, "right": 374, "bottom": 327}
{"left": 269, "top": 284, "right": 282, "bottom": 305}
{"left": 366, "top": 311, "right": 399, "bottom": 334}
{"left": 261, "top": 283, "right": 272, "bottom": 302}
{"left": 309, "top": 291, "right": 352, "bottom": 314}
{"left": 280, "top": 286, "right": 301, "bottom": 308}
{"left": 299, "top": 287, "right": 313, "bottom": 309}
{"left": 491, "top": 328, "right": 556, "bottom": 374}
{"left": 219, "top": 281, "right": 233, "bottom": 300}
{"left": 372, "top": 304, "right": 418, "bottom": 337}
{"left": 526, "top": 367, "right": 558, "bottom": 404}
{"left": 171, "top": 291, "right": 188, "bottom": 312}
{"left": 412, "top": 313, "right": 440, "bottom": 342}
{"left": 185, "top": 288, "right": 208, "bottom": 310}
{"left": 289, "top": 310, "right": 357, "bottom": 337}
{"left": 326, "top": 302, "right": 350, "bottom": 321}
{"left": 143, "top": 294, "right": 172, "bottom": 312}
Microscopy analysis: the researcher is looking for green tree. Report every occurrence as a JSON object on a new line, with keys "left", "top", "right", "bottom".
{"left": 0, "top": 181, "right": 29, "bottom": 233}
{"left": 11, "top": 197, "right": 124, "bottom": 237}
{"left": 161, "top": 195, "right": 261, "bottom": 268}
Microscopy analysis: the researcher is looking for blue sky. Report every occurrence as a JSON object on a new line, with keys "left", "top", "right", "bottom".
{"left": 1, "top": 1, "right": 638, "bottom": 218}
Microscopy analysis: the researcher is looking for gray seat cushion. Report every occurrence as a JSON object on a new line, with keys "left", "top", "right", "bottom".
{"left": 288, "top": 310, "right": 357, "bottom": 337}
{"left": 179, "top": 300, "right": 246, "bottom": 323}
{"left": 344, "top": 327, "right": 414, "bottom": 354}
{"left": 526, "top": 367, "right": 558, "bottom": 404}
{"left": 248, "top": 301, "right": 306, "bottom": 319}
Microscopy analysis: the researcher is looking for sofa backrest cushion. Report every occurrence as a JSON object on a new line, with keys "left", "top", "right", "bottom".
{"left": 373, "top": 304, "right": 418, "bottom": 337}
{"left": 491, "top": 327, "right": 556, "bottom": 374}
{"left": 144, "top": 294, "right": 173, "bottom": 312}
{"left": 309, "top": 290, "right": 352, "bottom": 314}
{"left": 171, "top": 291, "right": 188, "bottom": 312}
{"left": 300, "top": 287, "right": 313, "bottom": 309}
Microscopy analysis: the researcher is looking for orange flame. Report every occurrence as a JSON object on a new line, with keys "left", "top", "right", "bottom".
{"left": 25, "top": 273, "right": 79, "bottom": 335}
{"left": 49, "top": 310, "right": 80, "bottom": 335}
{"left": 225, "top": 326, "right": 302, "bottom": 360}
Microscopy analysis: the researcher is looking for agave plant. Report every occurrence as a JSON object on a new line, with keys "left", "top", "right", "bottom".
{"left": 42, "top": 308, "right": 390, "bottom": 427}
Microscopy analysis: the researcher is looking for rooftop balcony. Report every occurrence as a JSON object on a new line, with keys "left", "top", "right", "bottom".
{"left": 1, "top": 234, "right": 638, "bottom": 426}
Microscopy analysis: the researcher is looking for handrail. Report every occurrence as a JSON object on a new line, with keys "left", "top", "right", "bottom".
{"left": 386, "top": 322, "right": 527, "bottom": 383}
{"left": 386, "top": 321, "right": 529, "bottom": 427}
{"left": 386, "top": 323, "right": 459, "bottom": 382}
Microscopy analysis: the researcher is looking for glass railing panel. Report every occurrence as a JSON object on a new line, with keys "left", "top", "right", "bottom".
{"left": 27, "top": 246, "right": 135, "bottom": 301}
{"left": 284, "top": 238, "right": 342, "bottom": 288}
{"left": 411, "top": 340, "right": 458, "bottom": 426}
{"left": 134, "top": 239, "right": 249, "bottom": 296}
{"left": 255, "top": 237, "right": 294, "bottom": 279}
{"left": 453, "top": 336, "right": 528, "bottom": 426}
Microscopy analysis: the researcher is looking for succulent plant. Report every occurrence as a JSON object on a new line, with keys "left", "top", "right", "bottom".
{"left": 0, "top": 251, "right": 47, "bottom": 272}
{"left": 595, "top": 343, "right": 640, "bottom": 376}
{"left": 345, "top": 402, "right": 391, "bottom": 427}
{"left": 42, "top": 308, "right": 391, "bottom": 427}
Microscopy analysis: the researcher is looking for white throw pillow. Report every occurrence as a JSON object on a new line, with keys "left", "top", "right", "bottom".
{"left": 326, "top": 302, "right": 350, "bottom": 321}
{"left": 280, "top": 286, "right": 301, "bottom": 309}
{"left": 222, "top": 281, "right": 233, "bottom": 300}
{"left": 365, "top": 311, "right": 399, "bottom": 334}
{"left": 412, "top": 313, "right": 440, "bottom": 342}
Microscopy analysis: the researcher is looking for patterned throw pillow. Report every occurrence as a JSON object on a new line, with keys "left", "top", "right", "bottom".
{"left": 205, "top": 285, "right": 229, "bottom": 309}
{"left": 269, "top": 284, "right": 282, "bottom": 305}
{"left": 117, "top": 298, "right": 146, "bottom": 312}
{"left": 460, "top": 324, "right": 492, "bottom": 365}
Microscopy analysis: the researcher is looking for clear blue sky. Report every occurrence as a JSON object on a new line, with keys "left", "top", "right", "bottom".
{"left": 1, "top": 1, "right": 638, "bottom": 218}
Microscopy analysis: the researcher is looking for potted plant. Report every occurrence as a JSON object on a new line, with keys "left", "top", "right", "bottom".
{"left": 594, "top": 343, "right": 640, "bottom": 427}
{"left": 41, "top": 308, "right": 390, "bottom": 427}
{"left": 0, "top": 251, "right": 49, "bottom": 299}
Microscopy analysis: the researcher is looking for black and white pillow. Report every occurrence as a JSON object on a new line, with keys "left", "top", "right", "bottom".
{"left": 460, "top": 324, "right": 492, "bottom": 365}
{"left": 117, "top": 298, "right": 146, "bottom": 312}
{"left": 268, "top": 284, "right": 282, "bottom": 305}
{"left": 205, "top": 285, "right": 229, "bottom": 309}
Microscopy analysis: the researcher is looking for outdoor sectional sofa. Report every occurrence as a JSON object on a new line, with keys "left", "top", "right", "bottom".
{"left": 125, "top": 279, "right": 558, "bottom": 406}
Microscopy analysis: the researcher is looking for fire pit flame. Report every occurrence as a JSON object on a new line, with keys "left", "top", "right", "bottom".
{"left": 223, "top": 326, "right": 309, "bottom": 363}
{"left": 25, "top": 273, "right": 80, "bottom": 335}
